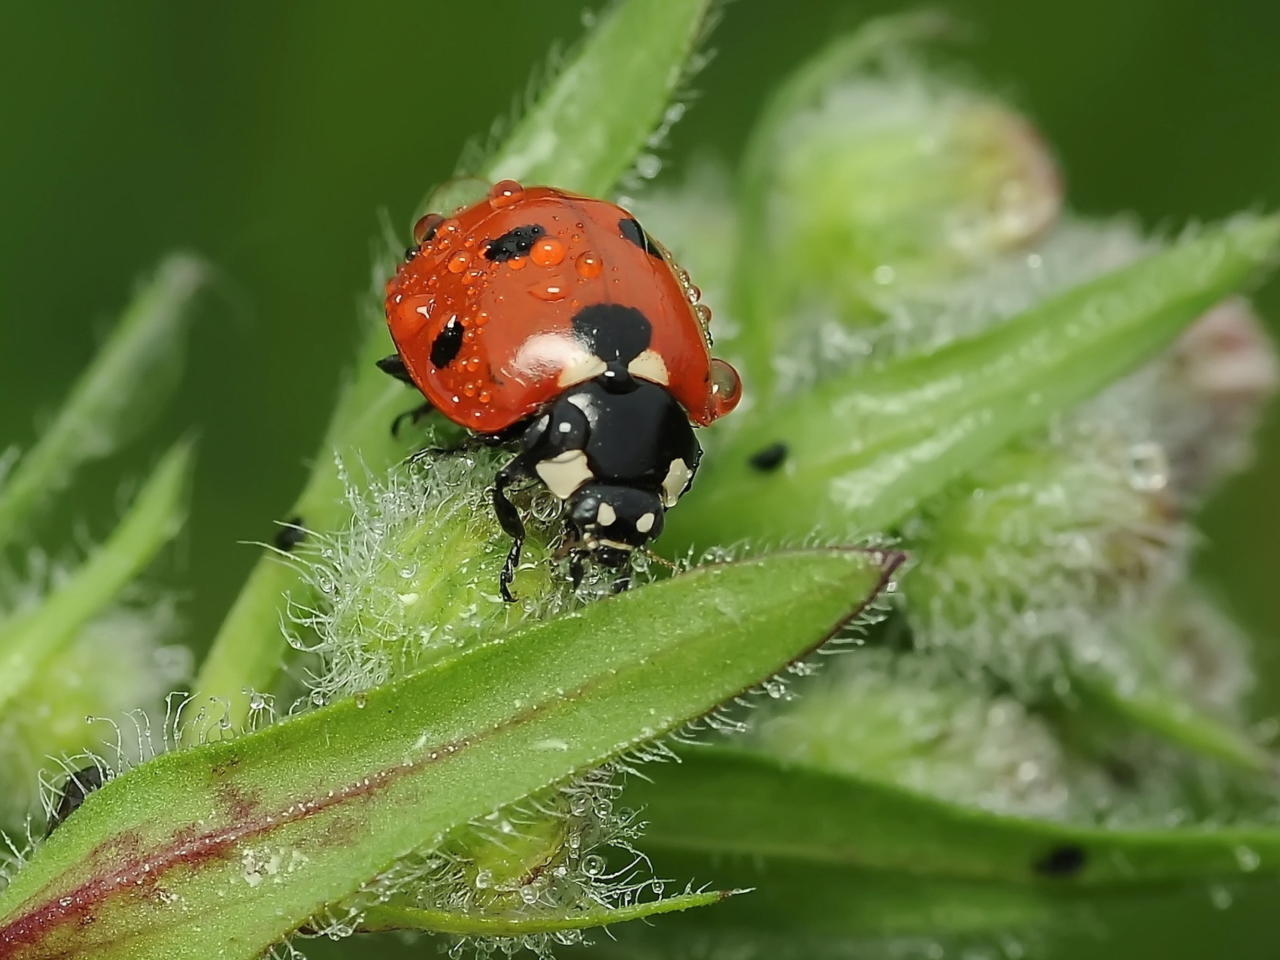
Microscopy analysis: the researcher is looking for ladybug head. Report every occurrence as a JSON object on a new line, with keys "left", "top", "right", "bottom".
{"left": 565, "top": 482, "right": 665, "bottom": 566}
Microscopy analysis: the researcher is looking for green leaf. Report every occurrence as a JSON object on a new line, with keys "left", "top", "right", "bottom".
{"left": 626, "top": 747, "right": 1280, "bottom": 885}
{"left": 669, "top": 215, "right": 1280, "bottom": 551}
{"left": 482, "top": 0, "right": 717, "bottom": 197}
{"left": 0, "top": 548, "right": 895, "bottom": 960}
{"left": 1072, "top": 668, "right": 1274, "bottom": 776}
{"left": 355, "top": 889, "right": 733, "bottom": 937}
{"left": 191, "top": 0, "right": 719, "bottom": 732}
{"left": 0, "top": 441, "right": 193, "bottom": 716}
{"left": 603, "top": 749, "right": 1280, "bottom": 955}
{"left": 0, "top": 255, "right": 206, "bottom": 551}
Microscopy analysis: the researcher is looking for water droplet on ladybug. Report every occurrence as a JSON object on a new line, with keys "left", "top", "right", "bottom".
{"left": 461, "top": 268, "right": 485, "bottom": 285}
{"left": 508, "top": 256, "right": 528, "bottom": 271}
{"left": 447, "top": 251, "right": 471, "bottom": 273}
{"left": 479, "top": 390, "right": 493, "bottom": 404}
{"left": 412, "top": 212, "right": 444, "bottom": 245}
{"left": 575, "top": 251, "right": 604, "bottom": 278}
{"left": 463, "top": 382, "right": 478, "bottom": 397}
{"left": 533, "top": 283, "right": 567, "bottom": 302}
{"left": 474, "top": 311, "right": 490, "bottom": 326}
{"left": 489, "top": 179, "right": 524, "bottom": 208}
{"left": 709, "top": 359, "right": 743, "bottom": 420}
{"left": 694, "top": 303, "right": 713, "bottom": 327}
{"left": 531, "top": 236, "right": 567, "bottom": 267}
{"left": 686, "top": 284, "right": 702, "bottom": 304}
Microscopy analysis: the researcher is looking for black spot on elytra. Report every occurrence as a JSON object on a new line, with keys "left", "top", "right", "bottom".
{"left": 483, "top": 224, "right": 546, "bottom": 262}
{"left": 619, "top": 218, "right": 663, "bottom": 259}
{"left": 274, "top": 516, "right": 306, "bottom": 552}
{"left": 1034, "top": 844, "right": 1087, "bottom": 878}
{"left": 571, "top": 304, "right": 653, "bottom": 367}
{"left": 431, "top": 317, "right": 465, "bottom": 368}
{"left": 47, "top": 766, "right": 106, "bottom": 836}
{"left": 749, "top": 442, "right": 788, "bottom": 472}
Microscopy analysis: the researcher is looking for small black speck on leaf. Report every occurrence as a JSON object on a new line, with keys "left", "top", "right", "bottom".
{"left": 47, "top": 765, "right": 106, "bottom": 836}
{"left": 274, "top": 516, "right": 306, "bottom": 552}
{"left": 1034, "top": 844, "right": 1087, "bottom": 877}
{"left": 749, "top": 442, "right": 788, "bottom": 472}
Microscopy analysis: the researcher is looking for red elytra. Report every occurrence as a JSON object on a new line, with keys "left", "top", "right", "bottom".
{"left": 385, "top": 182, "right": 741, "bottom": 435}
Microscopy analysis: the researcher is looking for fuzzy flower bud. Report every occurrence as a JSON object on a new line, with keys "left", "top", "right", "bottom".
{"left": 736, "top": 53, "right": 1062, "bottom": 394}
{"left": 767, "top": 82, "right": 1058, "bottom": 298}
{"left": 0, "top": 595, "right": 190, "bottom": 828}
{"left": 295, "top": 453, "right": 574, "bottom": 705}
{"left": 902, "top": 427, "right": 1186, "bottom": 685}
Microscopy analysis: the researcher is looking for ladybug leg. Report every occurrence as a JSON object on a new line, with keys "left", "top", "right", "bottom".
{"left": 376, "top": 354, "right": 415, "bottom": 385}
{"left": 568, "top": 550, "right": 586, "bottom": 590}
{"left": 493, "top": 458, "right": 530, "bottom": 603}
{"left": 391, "top": 402, "right": 435, "bottom": 439}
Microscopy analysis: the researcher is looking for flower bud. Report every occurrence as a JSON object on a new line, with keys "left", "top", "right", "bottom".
{"left": 902, "top": 428, "right": 1186, "bottom": 686}
{"left": 298, "top": 454, "right": 570, "bottom": 705}
{"left": 738, "top": 56, "right": 1062, "bottom": 391}
{"left": 1148, "top": 297, "right": 1278, "bottom": 500}
{"left": 0, "top": 600, "right": 190, "bottom": 828}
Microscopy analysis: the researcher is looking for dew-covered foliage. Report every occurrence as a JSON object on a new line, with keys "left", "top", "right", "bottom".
{"left": 1, "top": 5, "right": 1280, "bottom": 960}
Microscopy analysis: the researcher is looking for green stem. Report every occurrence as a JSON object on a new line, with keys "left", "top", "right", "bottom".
{"left": 0, "top": 255, "right": 206, "bottom": 551}
{"left": 0, "top": 442, "right": 193, "bottom": 715}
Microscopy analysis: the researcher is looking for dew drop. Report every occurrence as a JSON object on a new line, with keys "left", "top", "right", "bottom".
{"left": 447, "top": 251, "right": 471, "bottom": 274}
{"left": 353, "top": 693, "right": 368, "bottom": 709}
{"left": 634, "top": 153, "right": 662, "bottom": 179}
{"left": 531, "top": 236, "right": 567, "bottom": 267}
{"left": 1125, "top": 441, "right": 1169, "bottom": 492}
{"left": 1235, "top": 846, "right": 1261, "bottom": 872}
{"left": 489, "top": 179, "right": 524, "bottom": 208}
{"left": 248, "top": 692, "right": 266, "bottom": 711}
{"left": 872, "top": 264, "right": 897, "bottom": 285}
{"left": 1209, "top": 884, "right": 1233, "bottom": 910}
{"left": 582, "top": 854, "right": 606, "bottom": 877}
{"left": 532, "top": 283, "right": 567, "bottom": 302}
{"left": 709, "top": 358, "right": 743, "bottom": 420}
{"left": 693, "top": 303, "right": 712, "bottom": 328}
{"left": 575, "top": 251, "right": 604, "bottom": 279}
{"left": 474, "top": 868, "right": 492, "bottom": 889}
{"left": 413, "top": 212, "right": 445, "bottom": 245}
{"left": 519, "top": 884, "right": 539, "bottom": 904}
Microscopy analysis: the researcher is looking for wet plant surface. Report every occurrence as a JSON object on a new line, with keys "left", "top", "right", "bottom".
{"left": 1, "top": 4, "right": 1279, "bottom": 959}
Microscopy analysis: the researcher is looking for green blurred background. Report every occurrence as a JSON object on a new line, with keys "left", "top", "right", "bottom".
{"left": 2, "top": 3, "right": 1279, "bottom": 957}
{"left": 2, "top": 0, "right": 1277, "bottom": 676}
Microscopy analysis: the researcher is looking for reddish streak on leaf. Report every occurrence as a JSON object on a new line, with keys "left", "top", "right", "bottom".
{"left": 0, "top": 731, "right": 474, "bottom": 959}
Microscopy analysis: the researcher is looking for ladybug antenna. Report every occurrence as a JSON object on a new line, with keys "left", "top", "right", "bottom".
{"left": 642, "top": 548, "right": 681, "bottom": 575}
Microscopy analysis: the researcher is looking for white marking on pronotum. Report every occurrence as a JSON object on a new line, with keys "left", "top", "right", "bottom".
{"left": 635, "top": 512, "right": 655, "bottom": 534}
{"left": 661, "top": 458, "right": 691, "bottom": 508}
{"left": 628, "top": 349, "right": 670, "bottom": 385}
{"left": 535, "top": 450, "right": 593, "bottom": 499}
{"left": 596, "top": 502, "right": 617, "bottom": 526}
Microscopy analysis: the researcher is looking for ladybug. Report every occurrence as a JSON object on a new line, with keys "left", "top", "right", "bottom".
{"left": 382, "top": 181, "right": 742, "bottom": 601}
